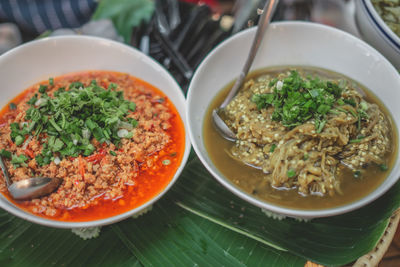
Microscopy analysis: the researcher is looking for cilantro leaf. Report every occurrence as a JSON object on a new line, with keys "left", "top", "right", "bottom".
{"left": 11, "top": 79, "right": 138, "bottom": 165}
{"left": 251, "top": 70, "right": 346, "bottom": 132}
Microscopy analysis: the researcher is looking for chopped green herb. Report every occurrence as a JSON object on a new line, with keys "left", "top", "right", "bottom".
{"left": 128, "top": 118, "right": 138, "bottom": 128}
{"left": 303, "top": 153, "right": 309, "bottom": 160}
{"left": 49, "top": 118, "right": 62, "bottom": 132}
{"left": 353, "top": 170, "right": 361, "bottom": 178}
{"left": 110, "top": 151, "right": 117, "bottom": 156}
{"left": 49, "top": 77, "right": 54, "bottom": 86}
{"left": 329, "top": 109, "right": 341, "bottom": 115}
{"left": 69, "top": 81, "right": 83, "bottom": 89}
{"left": 128, "top": 102, "right": 136, "bottom": 111}
{"left": 11, "top": 154, "right": 29, "bottom": 167}
{"left": 108, "top": 83, "right": 118, "bottom": 90}
{"left": 358, "top": 109, "right": 369, "bottom": 119}
{"left": 38, "top": 85, "right": 48, "bottom": 94}
{"left": 336, "top": 107, "right": 348, "bottom": 114}
{"left": 269, "top": 144, "right": 277, "bottom": 153}
{"left": 48, "top": 137, "right": 64, "bottom": 151}
{"left": 27, "top": 94, "right": 38, "bottom": 105}
{"left": 268, "top": 78, "right": 278, "bottom": 87}
{"left": 124, "top": 131, "right": 133, "bottom": 139}
{"left": 9, "top": 80, "right": 137, "bottom": 165}
{"left": 287, "top": 169, "right": 296, "bottom": 178}
{"left": 251, "top": 70, "right": 345, "bottom": 132}
{"left": 344, "top": 98, "right": 356, "bottom": 107}
{"left": 360, "top": 101, "right": 368, "bottom": 111}
{"left": 315, "top": 119, "right": 326, "bottom": 134}
{"left": 349, "top": 136, "right": 365, "bottom": 143}
{"left": 35, "top": 154, "right": 51, "bottom": 166}
{"left": 0, "top": 149, "right": 12, "bottom": 159}
{"left": 379, "top": 164, "right": 388, "bottom": 171}
{"left": 162, "top": 159, "right": 171, "bottom": 165}
{"left": 54, "top": 87, "right": 65, "bottom": 97}
{"left": 9, "top": 103, "right": 17, "bottom": 110}
{"left": 14, "top": 135, "right": 24, "bottom": 146}
{"left": 348, "top": 109, "right": 358, "bottom": 118}
{"left": 336, "top": 99, "right": 345, "bottom": 106}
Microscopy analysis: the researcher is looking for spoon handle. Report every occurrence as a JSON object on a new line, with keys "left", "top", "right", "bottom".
{"left": 0, "top": 156, "right": 11, "bottom": 188}
{"left": 220, "top": 0, "right": 279, "bottom": 109}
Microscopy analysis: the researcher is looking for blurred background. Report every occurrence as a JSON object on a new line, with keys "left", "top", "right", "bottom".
{"left": 0, "top": 0, "right": 359, "bottom": 91}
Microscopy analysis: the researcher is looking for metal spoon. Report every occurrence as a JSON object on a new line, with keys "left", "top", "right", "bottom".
{"left": 0, "top": 155, "right": 62, "bottom": 200}
{"left": 212, "top": 0, "right": 279, "bottom": 141}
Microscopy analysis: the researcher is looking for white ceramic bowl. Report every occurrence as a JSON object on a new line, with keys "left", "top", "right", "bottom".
{"left": 187, "top": 21, "right": 400, "bottom": 219}
{"left": 0, "top": 36, "right": 191, "bottom": 228}
{"left": 355, "top": 0, "right": 400, "bottom": 69}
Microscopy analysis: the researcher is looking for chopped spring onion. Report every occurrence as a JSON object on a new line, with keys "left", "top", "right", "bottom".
{"left": 117, "top": 128, "right": 129, "bottom": 138}
{"left": 344, "top": 98, "right": 356, "bottom": 107}
{"left": 251, "top": 70, "right": 344, "bottom": 132}
{"left": 287, "top": 169, "right": 296, "bottom": 178}
{"left": 348, "top": 109, "right": 358, "bottom": 118}
{"left": 38, "top": 85, "right": 47, "bottom": 94}
{"left": 349, "top": 136, "right": 365, "bottom": 143}
{"left": 360, "top": 101, "right": 368, "bottom": 110}
{"left": 34, "top": 97, "right": 48, "bottom": 107}
{"left": 0, "top": 149, "right": 12, "bottom": 159}
{"left": 11, "top": 154, "right": 29, "bottom": 167}
{"left": 20, "top": 122, "right": 28, "bottom": 128}
{"left": 54, "top": 157, "right": 61, "bottom": 165}
{"left": 117, "top": 121, "right": 134, "bottom": 130}
{"left": 379, "top": 164, "right": 388, "bottom": 171}
{"left": 82, "top": 129, "right": 91, "bottom": 140}
{"left": 270, "top": 144, "right": 277, "bottom": 153}
{"left": 8, "top": 79, "right": 138, "bottom": 165}
{"left": 21, "top": 135, "right": 33, "bottom": 150}
{"left": 15, "top": 136, "right": 24, "bottom": 146}
{"left": 336, "top": 99, "right": 345, "bottom": 106}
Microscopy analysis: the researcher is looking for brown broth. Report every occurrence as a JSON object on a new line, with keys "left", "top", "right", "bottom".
{"left": 203, "top": 66, "right": 398, "bottom": 210}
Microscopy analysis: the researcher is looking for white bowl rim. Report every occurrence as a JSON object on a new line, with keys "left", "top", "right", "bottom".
{"left": 0, "top": 35, "right": 191, "bottom": 228}
{"left": 187, "top": 20, "right": 400, "bottom": 218}
{"left": 361, "top": 0, "right": 400, "bottom": 50}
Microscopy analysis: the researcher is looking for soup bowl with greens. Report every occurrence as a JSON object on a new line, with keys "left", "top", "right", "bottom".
{"left": 187, "top": 21, "right": 400, "bottom": 219}
{"left": 355, "top": 0, "right": 400, "bottom": 68}
{"left": 0, "top": 36, "right": 191, "bottom": 228}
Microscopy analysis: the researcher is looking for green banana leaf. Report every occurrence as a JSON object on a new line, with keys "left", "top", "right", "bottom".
{"left": 113, "top": 201, "right": 305, "bottom": 267}
{"left": 0, "top": 211, "right": 139, "bottom": 266}
{"left": 0, "top": 196, "right": 305, "bottom": 266}
{"left": 171, "top": 157, "right": 400, "bottom": 266}
{"left": 1, "top": 155, "right": 399, "bottom": 266}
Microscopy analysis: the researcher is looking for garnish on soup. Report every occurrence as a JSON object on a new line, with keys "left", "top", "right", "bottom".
{"left": 372, "top": 0, "right": 400, "bottom": 38}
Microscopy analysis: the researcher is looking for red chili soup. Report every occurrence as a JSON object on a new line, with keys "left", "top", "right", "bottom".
{"left": 0, "top": 71, "right": 185, "bottom": 221}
